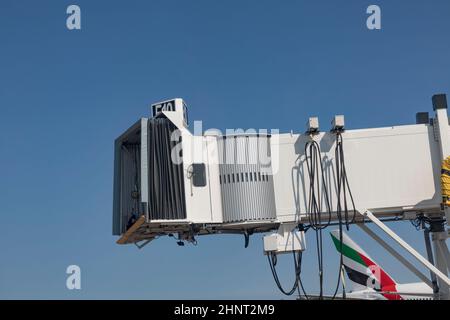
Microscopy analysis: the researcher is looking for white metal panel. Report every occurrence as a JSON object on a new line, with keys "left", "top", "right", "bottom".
{"left": 272, "top": 123, "right": 442, "bottom": 223}
{"left": 181, "top": 134, "right": 221, "bottom": 223}
{"left": 205, "top": 136, "right": 223, "bottom": 223}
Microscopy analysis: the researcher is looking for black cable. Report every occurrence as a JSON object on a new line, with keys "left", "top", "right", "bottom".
{"left": 411, "top": 217, "right": 422, "bottom": 230}
{"left": 267, "top": 250, "right": 303, "bottom": 296}
{"left": 266, "top": 223, "right": 308, "bottom": 298}
{"left": 304, "top": 140, "right": 332, "bottom": 299}
{"left": 296, "top": 252, "right": 309, "bottom": 300}
{"left": 331, "top": 131, "right": 356, "bottom": 299}
{"left": 334, "top": 133, "right": 356, "bottom": 229}
{"left": 296, "top": 224, "right": 309, "bottom": 300}
{"left": 304, "top": 140, "right": 332, "bottom": 230}
{"left": 410, "top": 214, "right": 433, "bottom": 231}
{"left": 268, "top": 134, "right": 355, "bottom": 300}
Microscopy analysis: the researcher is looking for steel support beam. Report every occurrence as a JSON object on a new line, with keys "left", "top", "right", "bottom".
{"left": 430, "top": 229, "right": 450, "bottom": 299}
{"left": 357, "top": 223, "right": 433, "bottom": 288}
{"left": 361, "top": 210, "right": 450, "bottom": 294}
{"left": 423, "top": 228, "right": 440, "bottom": 296}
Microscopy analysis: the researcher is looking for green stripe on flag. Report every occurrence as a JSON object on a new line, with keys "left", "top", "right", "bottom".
{"left": 331, "top": 233, "right": 367, "bottom": 267}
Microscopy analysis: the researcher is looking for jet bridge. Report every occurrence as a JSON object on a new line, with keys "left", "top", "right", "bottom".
{"left": 113, "top": 96, "right": 448, "bottom": 240}
{"left": 112, "top": 94, "right": 450, "bottom": 299}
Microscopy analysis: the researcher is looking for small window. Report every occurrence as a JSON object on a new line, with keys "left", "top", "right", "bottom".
{"left": 192, "top": 163, "right": 207, "bottom": 187}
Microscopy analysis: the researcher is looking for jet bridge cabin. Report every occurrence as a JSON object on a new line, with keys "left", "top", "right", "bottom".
{"left": 113, "top": 99, "right": 281, "bottom": 244}
{"left": 113, "top": 96, "right": 450, "bottom": 246}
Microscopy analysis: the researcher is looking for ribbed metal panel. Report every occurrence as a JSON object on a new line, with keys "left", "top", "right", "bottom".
{"left": 217, "top": 134, "right": 276, "bottom": 223}
{"left": 147, "top": 117, "right": 187, "bottom": 220}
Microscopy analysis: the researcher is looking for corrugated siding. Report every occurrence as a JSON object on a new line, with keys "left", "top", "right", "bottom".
{"left": 217, "top": 135, "right": 276, "bottom": 222}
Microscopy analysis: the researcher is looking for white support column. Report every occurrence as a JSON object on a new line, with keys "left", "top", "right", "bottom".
{"left": 340, "top": 265, "right": 347, "bottom": 299}
{"left": 362, "top": 210, "right": 450, "bottom": 298}
{"left": 423, "top": 228, "right": 440, "bottom": 296}
{"left": 444, "top": 233, "right": 450, "bottom": 270}
{"left": 432, "top": 233, "right": 449, "bottom": 274}
{"left": 434, "top": 99, "right": 450, "bottom": 158}
{"left": 431, "top": 231, "right": 450, "bottom": 299}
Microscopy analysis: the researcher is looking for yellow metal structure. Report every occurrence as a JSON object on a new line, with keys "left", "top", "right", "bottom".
{"left": 442, "top": 156, "right": 450, "bottom": 206}
{"left": 116, "top": 215, "right": 146, "bottom": 245}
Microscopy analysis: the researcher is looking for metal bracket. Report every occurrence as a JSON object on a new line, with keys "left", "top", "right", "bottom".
{"left": 361, "top": 210, "right": 450, "bottom": 291}
{"left": 263, "top": 223, "right": 306, "bottom": 255}
{"left": 134, "top": 239, "right": 153, "bottom": 249}
{"left": 356, "top": 223, "right": 433, "bottom": 288}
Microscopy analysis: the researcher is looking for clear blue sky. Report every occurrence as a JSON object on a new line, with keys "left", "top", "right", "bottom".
{"left": 0, "top": 0, "right": 449, "bottom": 299}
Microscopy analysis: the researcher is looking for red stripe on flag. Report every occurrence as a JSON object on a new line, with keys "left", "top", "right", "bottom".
{"left": 358, "top": 253, "right": 402, "bottom": 300}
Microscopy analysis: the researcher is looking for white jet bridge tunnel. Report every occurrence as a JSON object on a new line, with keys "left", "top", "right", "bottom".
{"left": 112, "top": 95, "right": 450, "bottom": 299}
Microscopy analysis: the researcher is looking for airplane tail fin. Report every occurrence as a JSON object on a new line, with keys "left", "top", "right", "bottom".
{"left": 330, "top": 230, "right": 401, "bottom": 299}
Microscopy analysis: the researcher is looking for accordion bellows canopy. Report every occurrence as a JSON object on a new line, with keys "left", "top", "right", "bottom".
{"left": 148, "top": 117, "right": 187, "bottom": 220}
